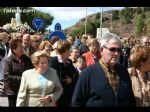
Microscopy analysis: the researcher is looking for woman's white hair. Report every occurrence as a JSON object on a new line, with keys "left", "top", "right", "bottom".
{"left": 100, "top": 33, "right": 122, "bottom": 47}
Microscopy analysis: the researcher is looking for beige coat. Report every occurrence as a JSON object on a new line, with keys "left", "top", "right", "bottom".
{"left": 128, "top": 68, "right": 150, "bottom": 106}
{"left": 16, "top": 68, "right": 63, "bottom": 107}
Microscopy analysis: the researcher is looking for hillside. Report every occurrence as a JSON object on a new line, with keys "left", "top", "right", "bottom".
{"left": 64, "top": 7, "right": 150, "bottom": 38}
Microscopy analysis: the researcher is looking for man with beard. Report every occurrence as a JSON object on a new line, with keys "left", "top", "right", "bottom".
{"left": 72, "top": 33, "right": 136, "bottom": 106}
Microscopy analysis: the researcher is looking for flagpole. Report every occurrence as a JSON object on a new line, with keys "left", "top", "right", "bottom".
{"left": 100, "top": 7, "right": 103, "bottom": 39}
{"left": 85, "top": 7, "right": 87, "bottom": 35}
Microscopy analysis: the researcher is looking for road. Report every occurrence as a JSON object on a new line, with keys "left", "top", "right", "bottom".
{"left": 0, "top": 97, "right": 8, "bottom": 107}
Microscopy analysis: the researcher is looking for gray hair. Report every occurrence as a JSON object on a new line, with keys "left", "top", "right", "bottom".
{"left": 100, "top": 33, "right": 122, "bottom": 47}
{"left": 70, "top": 45, "right": 79, "bottom": 52}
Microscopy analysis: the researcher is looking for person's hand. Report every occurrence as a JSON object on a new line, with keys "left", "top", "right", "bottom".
{"left": 131, "top": 67, "right": 137, "bottom": 76}
{"left": 40, "top": 95, "right": 52, "bottom": 104}
{"left": 63, "top": 76, "right": 72, "bottom": 84}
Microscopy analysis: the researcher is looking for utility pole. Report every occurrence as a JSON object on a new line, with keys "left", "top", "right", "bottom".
{"left": 110, "top": 10, "right": 113, "bottom": 30}
{"left": 100, "top": 7, "right": 103, "bottom": 39}
{"left": 110, "top": 13, "right": 113, "bottom": 30}
{"left": 85, "top": 7, "right": 88, "bottom": 35}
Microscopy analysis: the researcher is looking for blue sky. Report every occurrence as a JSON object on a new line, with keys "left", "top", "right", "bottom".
{"left": 33, "top": 7, "right": 124, "bottom": 31}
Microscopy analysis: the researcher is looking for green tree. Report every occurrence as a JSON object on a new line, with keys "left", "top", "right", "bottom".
{"left": 96, "top": 13, "right": 100, "bottom": 19}
{"left": 145, "top": 18, "right": 150, "bottom": 37}
{"left": 136, "top": 7, "right": 143, "bottom": 14}
{"left": 71, "top": 25, "right": 85, "bottom": 36}
{"left": 0, "top": 7, "right": 15, "bottom": 26}
{"left": 120, "top": 7, "right": 134, "bottom": 24}
{"left": 71, "top": 29, "right": 80, "bottom": 36}
{"left": 112, "top": 10, "right": 119, "bottom": 20}
{"left": 0, "top": 7, "right": 54, "bottom": 32}
{"left": 134, "top": 14, "right": 145, "bottom": 38}
{"left": 21, "top": 8, "right": 54, "bottom": 32}
{"left": 87, "top": 21, "right": 98, "bottom": 37}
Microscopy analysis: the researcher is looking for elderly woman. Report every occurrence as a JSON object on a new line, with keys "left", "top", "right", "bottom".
{"left": 16, "top": 51, "right": 63, "bottom": 107}
{"left": 69, "top": 45, "right": 80, "bottom": 65}
{"left": 82, "top": 38, "right": 101, "bottom": 66}
{"left": 3, "top": 38, "right": 33, "bottom": 107}
{"left": 128, "top": 45, "right": 150, "bottom": 106}
{"left": 49, "top": 40, "right": 78, "bottom": 106}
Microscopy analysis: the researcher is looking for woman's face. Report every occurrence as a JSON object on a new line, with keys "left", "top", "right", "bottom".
{"left": 76, "top": 58, "right": 86, "bottom": 70}
{"left": 70, "top": 49, "right": 80, "bottom": 59}
{"left": 32, "top": 40, "right": 40, "bottom": 48}
{"left": 89, "top": 43, "right": 99, "bottom": 54}
{"left": 36, "top": 57, "right": 48, "bottom": 73}
{"left": 13, "top": 42, "right": 24, "bottom": 57}
{"left": 43, "top": 46, "right": 52, "bottom": 55}
{"left": 142, "top": 55, "right": 150, "bottom": 72}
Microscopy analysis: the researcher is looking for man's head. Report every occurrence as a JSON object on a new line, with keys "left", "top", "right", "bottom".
{"left": 141, "top": 36, "right": 150, "bottom": 47}
{"left": 22, "top": 34, "right": 31, "bottom": 47}
{"left": 100, "top": 33, "right": 122, "bottom": 67}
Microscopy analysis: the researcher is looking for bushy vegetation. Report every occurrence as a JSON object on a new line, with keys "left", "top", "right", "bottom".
{"left": 0, "top": 7, "right": 54, "bottom": 32}
{"left": 69, "top": 7, "right": 150, "bottom": 38}
{"left": 120, "top": 7, "right": 133, "bottom": 24}
{"left": 134, "top": 13, "right": 145, "bottom": 38}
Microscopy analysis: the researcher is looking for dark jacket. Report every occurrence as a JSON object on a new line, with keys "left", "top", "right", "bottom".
{"left": 71, "top": 62, "right": 136, "bottom": 106}
{"left": 79, "top": 43, "right": 89, "bottom": 56}
{"left": 49, "top": 56, "right": 78, "bottom": 106}
{"left": 3, "top": 53, "right": 33, "bottom": 95}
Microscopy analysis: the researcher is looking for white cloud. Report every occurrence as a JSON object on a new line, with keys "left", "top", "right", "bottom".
{"left": 33, "top": 7, "right": 124, "bottom": 30}
{"left": 34, "top": 7, "right": 124, "bottom": 22}
{"left": 34, "top": 7, "right": 88, "bottom": 21}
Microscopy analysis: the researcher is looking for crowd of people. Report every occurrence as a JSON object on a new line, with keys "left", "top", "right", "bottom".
{"left": 0, "top": 28, "right": 150, "bottom": 107}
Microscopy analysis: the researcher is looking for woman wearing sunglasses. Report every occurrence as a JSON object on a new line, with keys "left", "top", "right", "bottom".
{"left": 82, "top": 38, "right": 101, "bottom": 67}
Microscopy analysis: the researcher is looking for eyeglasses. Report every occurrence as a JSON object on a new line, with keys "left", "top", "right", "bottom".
{"left": 34, "top": 40, "right": 40, "bottom": 43}
{"left": 144, "top": 42, "right": 150, "bottom": 45}
{"left": 90, "top": 44, "right": 98, "bottom": 47}
{"left": 39, "top": 62, "right": 48, "bottom": 65}
{"left": 103, "top": 46, "right": 122, "bottom": 53}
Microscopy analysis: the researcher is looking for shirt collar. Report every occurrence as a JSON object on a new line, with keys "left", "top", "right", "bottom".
{"left": 100, "top": 58, "right": 117, "bottom": 74}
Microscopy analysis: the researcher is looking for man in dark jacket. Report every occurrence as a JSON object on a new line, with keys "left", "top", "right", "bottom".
{"left": 71, "top": 33, "right": 136, "bottom": 106}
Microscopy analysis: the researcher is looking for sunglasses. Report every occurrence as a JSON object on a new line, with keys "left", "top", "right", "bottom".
{"left": 144, "top": 42, "right": 150, "bottom": 44}
{"left": 35, "top": 40, "right": 40, "bottom": 43}
{"left": 103, "top": 46, "right": 122, "bottom": 53}
{"left": 46, "top": 49, "right": 51, "bottom": 52}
